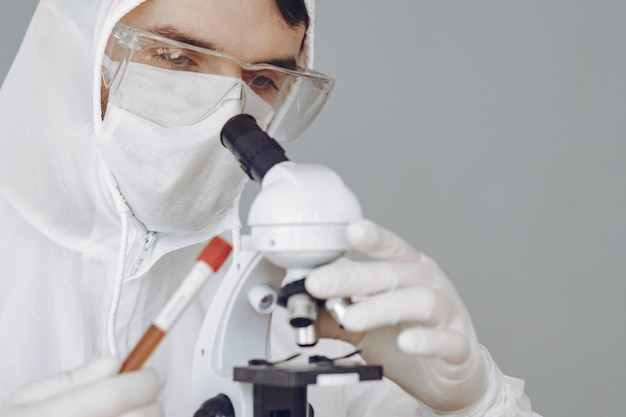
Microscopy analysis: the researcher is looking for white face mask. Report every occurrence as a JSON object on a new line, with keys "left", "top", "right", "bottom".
{"left": 96, "top": 69, "right": 275, "bottom": 233}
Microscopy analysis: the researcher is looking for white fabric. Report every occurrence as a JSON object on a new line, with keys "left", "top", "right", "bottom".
{"left": 0, "top": 358, "right": 163, "bottom": 417}
{"left": 105, "top": 59, "right": 276, "bottom": 128}
{"left": 97, "top": 77, "right": 274, "bottom": 233}
{"left": 0, "top": 0, "right": 539, "bottom": 416}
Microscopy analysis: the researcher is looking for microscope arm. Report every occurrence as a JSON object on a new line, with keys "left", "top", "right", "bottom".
{"left": 191, "top": 243, "right": 285, "bottom": 417}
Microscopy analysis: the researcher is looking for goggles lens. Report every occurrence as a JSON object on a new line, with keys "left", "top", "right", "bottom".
{"left": 102, "top": 23, "right": 335, "bottom": 141}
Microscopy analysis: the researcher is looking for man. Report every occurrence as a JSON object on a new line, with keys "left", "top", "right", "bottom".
{"left": 0, "top": 0, "right": 540, "bottom": 416}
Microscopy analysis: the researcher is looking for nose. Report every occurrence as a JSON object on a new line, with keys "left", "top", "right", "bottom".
{"left": 216, "top": 60, "right": 244, "bottom": 81}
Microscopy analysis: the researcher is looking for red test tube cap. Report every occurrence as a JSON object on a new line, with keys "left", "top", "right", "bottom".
{"left": 197, "top": 236, "right": 233, "bottom": 272}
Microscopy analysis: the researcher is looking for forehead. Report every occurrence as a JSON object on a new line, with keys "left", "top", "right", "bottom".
{"left": 120, "top": 0, "right": 306, "bottom": 64}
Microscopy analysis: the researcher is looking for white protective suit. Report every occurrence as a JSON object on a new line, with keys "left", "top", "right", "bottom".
{"left": 0, "top": 0, "right": 540, "bottom": 416}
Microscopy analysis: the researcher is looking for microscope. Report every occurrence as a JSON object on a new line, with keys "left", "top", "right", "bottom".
{"left": 191, "top": 114, "right": 383, "bottom": 417}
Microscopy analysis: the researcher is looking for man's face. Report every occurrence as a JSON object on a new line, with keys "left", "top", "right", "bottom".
{"left": 102, "top": 0, "right": 307, "bottom": 117}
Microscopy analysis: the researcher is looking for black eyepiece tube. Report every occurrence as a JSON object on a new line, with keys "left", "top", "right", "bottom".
{"left": 220, "top": 114, "right": 289, "bottom": 183}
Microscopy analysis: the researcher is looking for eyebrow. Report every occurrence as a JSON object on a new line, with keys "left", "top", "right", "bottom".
{"left": 150, "top": 25, "right": 299, "bottom": 70}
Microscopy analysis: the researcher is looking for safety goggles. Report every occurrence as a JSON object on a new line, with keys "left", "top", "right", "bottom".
{"left": 102, "top": 23, "right": 335, "bottom": 140}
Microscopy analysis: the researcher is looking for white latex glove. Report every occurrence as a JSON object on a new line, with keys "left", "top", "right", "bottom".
{"left": 306, "top": 218, "right": 494, "bottom": 414}
{"left": 0, "top": 357, "right": 163, "bottom": 417}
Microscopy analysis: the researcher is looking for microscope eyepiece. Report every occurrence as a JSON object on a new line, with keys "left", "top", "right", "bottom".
{"left": 220, "top": 114, "right": 288, "bottom": 183}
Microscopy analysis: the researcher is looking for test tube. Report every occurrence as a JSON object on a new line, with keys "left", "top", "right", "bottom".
{"left": 119, "top": 236, "right": 232, "bottom": 373}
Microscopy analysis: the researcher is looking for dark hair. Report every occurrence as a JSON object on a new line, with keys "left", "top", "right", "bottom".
{"left": 275, "top": 0, "right": 310, "bottom": 28}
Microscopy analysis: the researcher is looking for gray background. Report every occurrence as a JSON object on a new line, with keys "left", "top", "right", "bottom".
{"left": 2, "top": 1, "right": 625, "bottom": 416}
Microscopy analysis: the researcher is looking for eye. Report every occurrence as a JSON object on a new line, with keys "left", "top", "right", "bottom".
{"left": 246, "top": 70, "right": 287, "bottom": 103}
{"left": 150, "top": 47, "right": 199, "bottom": 70}
{"left": 250, "top": 74, "right": 278, "bottom": 90}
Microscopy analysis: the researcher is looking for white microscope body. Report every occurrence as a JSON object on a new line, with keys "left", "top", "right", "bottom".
{"left": 191, "top": 115, "right": 376, "bottom": 417}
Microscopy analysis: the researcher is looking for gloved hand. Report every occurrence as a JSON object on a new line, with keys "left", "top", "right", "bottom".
{"left": 0, "top": 357, "right": 164, "bottom": 417}
{"left": 306, "top": 218, "right": 495, "bottom": 413}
